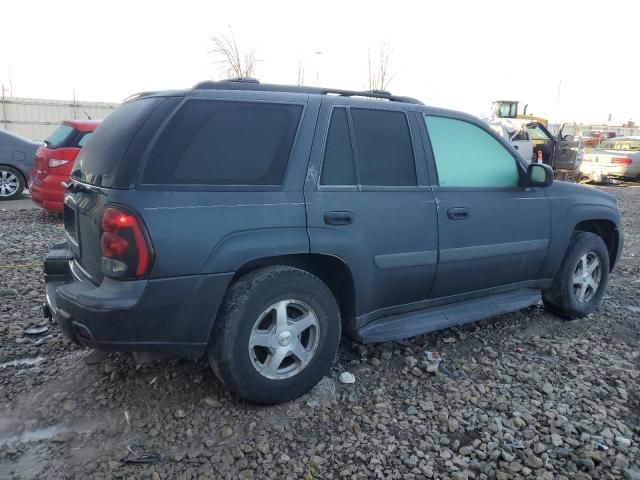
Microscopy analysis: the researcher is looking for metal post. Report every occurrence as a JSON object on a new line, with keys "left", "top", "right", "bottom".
{"left": 1, "top": 84, "right": 7, "bottom": 130}
{"left": 553, "top": 80, "right": 562, "bottom": 125}
{"left": 315, "top": 50, "right": 322, "bottom": 87}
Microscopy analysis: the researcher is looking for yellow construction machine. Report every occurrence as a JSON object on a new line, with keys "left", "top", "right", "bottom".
{"left": 491, "top": 100, "right": 548, "bottom": 127}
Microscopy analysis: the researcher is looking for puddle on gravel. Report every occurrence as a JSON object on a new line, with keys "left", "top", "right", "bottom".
{"left": 0, "top": 425, "right": 70, "bottom": 445}
{"left": 0, "top": 418, "right": 103, "bottom": 447}
{"left": 0, "top": 356, "right": 45, "bottom": 369}
{"left": 605, "top": 303, "right": 640, "bottom": 314}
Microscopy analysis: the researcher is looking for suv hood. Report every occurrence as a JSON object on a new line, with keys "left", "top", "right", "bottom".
{"left": 548, "top": 180, "right": 617, "bottom": 205}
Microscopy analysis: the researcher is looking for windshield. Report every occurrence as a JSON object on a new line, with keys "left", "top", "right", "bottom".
{"left": 44, "top": 125, "right": 75, "bottom": 148}
{"left": 527, "top": 125, "right": 550, "bottom": 141}
{"left": 493, "top": 102, "right": 517, "bottom": 118}
{"left": 600, "top": 139, "right": 640, "bottom": 151}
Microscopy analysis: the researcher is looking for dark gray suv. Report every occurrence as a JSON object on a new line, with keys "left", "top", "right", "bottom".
{"left": 44, "top": 80, "right": 623, "bottom": 404}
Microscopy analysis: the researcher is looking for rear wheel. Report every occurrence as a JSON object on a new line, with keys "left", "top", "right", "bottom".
{"left": 0, "top": 166, "right": 24, "bottom": 200}
{"left": 209, "top": 266, "right": 341, "bottom": 404}
{"left": 543, "top": 231, "right": 609, "bottom": 319}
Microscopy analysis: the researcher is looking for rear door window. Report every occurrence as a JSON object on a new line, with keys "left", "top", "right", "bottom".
{"left": 350, "top": 108, "right": 416, "bottom": 186}
{"left": 321, "top": 108, "right": 356, "bottom": 185}
{"left": 320, "top": 107, "right": 417, "bottom": 187}
{"left": 143, "top": 100, "right": 303, "bottom": 186}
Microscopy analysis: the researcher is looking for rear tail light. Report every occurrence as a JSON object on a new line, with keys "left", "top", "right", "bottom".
{"left": 48, "top": 159, "right": 69, "bottom": 168}
{"left": 612, "top": 157, "right": 632, "bottom": 165}
{"left": 100, "top": 206, "right": 152, "bottom": 279}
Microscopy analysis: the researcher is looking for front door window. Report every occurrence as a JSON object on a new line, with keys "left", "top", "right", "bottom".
{"left": 424, "top": 115, "right": 519, "bottom": 188}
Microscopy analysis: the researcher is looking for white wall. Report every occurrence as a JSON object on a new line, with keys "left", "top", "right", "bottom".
{"left": 0, "top": 96, "right": 119, "bottom": 140}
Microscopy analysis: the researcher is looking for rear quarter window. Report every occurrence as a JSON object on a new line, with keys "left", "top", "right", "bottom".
{"left": 76, "top": 131, "right": 94, "bottom": 148}
{"left": 142, "top": 99, "right": 303, "bottom": 186}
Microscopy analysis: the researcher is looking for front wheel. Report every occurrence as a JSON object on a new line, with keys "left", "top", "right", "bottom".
{"left": 209, "top": 266, "right": 341, "bottom": 404}
{"left": 543, "top": 231, "right": 610, "bottom": 319}
{"left": 0, "top": 166, "right": 25, "bottom": 200}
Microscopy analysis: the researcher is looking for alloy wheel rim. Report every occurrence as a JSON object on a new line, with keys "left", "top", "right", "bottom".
{"left": 248, "top": 299, "right": 320, "bottom": 380}
{"left": 0, "top": 170, "right": 19, "bottom": 197}
{"left": 572, "top": 251, "right": 601, "bottom": 303}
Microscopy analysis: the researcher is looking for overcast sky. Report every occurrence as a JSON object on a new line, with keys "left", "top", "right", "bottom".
{"left": 1, "top": 0, "right": 637, "bottom": 124}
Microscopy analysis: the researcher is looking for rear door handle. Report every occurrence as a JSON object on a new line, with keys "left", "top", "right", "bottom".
{"left": 447, "top": 207, "right": 469, "bottom": 220}
{"left": 324, "top": 211, "right": 354, "bottom": 226}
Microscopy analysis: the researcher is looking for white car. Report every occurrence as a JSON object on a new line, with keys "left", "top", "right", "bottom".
{"left": 580, "top": 136, "right": 640, "bottom": 181}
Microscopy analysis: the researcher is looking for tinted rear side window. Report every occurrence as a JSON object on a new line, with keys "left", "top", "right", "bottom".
{"left": 143, "top": 100, "right": 303, "bottom": 186}
{"left": 350, "top": 109, "right": 416, "bottom": 186}
{"left": 321, "top": 108, "right": 355, "bottom": 185}
{"left": 72, "top": 97, "right": 163, "bottom": 187}
{"left": 76, "top": 131, "right": 94, "bottom": 147}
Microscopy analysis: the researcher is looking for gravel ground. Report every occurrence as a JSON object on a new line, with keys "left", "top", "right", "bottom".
{"left": 1, "top": 186, "right": 639, "bottom": 480}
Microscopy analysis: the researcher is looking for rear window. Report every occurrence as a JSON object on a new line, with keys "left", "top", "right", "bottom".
{"left": 44, "top": 125, "right": 75, "bottom": 148}
{"left": 71, "top": 97, "right": 163, "bottom": 187}
{"left": 142, "top": 99, "right": 303, "bottom": 186}
{"left": 601, "top": 139, "right": 640, "bottom": 151}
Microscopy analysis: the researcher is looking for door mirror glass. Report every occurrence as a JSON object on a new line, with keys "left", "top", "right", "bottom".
{"left": 527, "top": 163, "right": 553, "bottom": 187}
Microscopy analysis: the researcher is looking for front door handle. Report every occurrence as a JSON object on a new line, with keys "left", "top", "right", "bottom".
{"left": 324, "top": 211, "right": 354, "bottom": 226}
{"left": 447, "top": 207, "right": 469, "bottom": 220}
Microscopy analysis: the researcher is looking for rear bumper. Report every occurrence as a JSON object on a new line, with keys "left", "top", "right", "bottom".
{"left": 580, "top": 163, "right": 640, "bottom": 179}
{"left": 30, "top": 173, "right": 66, "bottom": 212}
{"left": 44, "top": 242, "right": 233, "bottom": 356}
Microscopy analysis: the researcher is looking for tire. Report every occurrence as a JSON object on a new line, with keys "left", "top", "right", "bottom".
{"left": 543, "top": 231, "right": 609, "bottom": 319}
{"left": 209, "top": 266, "right": 341, "bottom": 404}
{"left": 0, "top": 166, "right": 25, "bottom": 200}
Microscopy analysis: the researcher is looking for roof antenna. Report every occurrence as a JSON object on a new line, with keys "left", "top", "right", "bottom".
{"left": 84, "top": 110, "right": 92, "bottom": 120}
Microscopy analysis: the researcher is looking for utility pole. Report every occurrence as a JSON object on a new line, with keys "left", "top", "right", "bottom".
{"left": 553, "top": 80, "right": 562, "bottom": 124}
{"left": 8, "top": 65, "right": 13, "bottom": 97}
{"left": 314, "top": 50, "right": 322, "bottom": 87}
{"left": 72, "top": 89, "right": 78, "bottom": 119}
{"left": 1, "top": 84, "right": 9, "bottom": 130}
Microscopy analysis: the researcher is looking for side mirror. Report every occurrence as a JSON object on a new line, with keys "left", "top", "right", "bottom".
{"left": 526, "top": 163, "right": 554, "bottom": 187}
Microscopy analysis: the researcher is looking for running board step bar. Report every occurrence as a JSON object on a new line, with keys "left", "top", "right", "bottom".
{"left": 356, "top": 289, "right": 541, "bottom": 344}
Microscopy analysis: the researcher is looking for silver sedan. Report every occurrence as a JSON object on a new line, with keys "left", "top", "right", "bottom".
{"left": 580, "top": 136, "right": 640, "bottom": 180}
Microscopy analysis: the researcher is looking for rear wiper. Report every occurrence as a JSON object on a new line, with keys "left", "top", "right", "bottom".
{"left": 63, "top": 181, "right": 93, "bottom": 193}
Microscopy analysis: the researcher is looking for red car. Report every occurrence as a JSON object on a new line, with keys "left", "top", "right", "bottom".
{"left": 30, "top": 120, "right": 100, "bottom": 212}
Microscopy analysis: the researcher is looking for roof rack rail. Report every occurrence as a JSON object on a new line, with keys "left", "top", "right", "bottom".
{"left": 123, "top": 91, "right": 158, "bottom": 103}
{"left": 228, "top": 77, "right": 260, "bottom": 83}
{"left": 192, "top": 80, "right": 423, "bottom": 104}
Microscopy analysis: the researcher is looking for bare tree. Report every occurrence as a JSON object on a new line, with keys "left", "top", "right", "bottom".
{"left": 367, "top": 43, "right": 393, "bottom": 91}
{"left": 209, "top": 28, "right": 259, "bottom": 79}
{"left": 296, "top": 58, "right": 305, "bottom": 86}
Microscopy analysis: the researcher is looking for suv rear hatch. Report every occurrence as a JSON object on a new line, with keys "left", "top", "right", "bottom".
{"left": 65, "top": 95, "right": 181, "bottom": 283}
{"left": 33, "top": 124, "right": 79, "bottom": 181}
